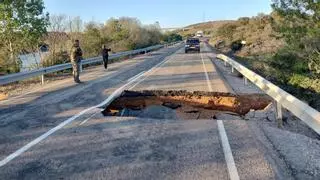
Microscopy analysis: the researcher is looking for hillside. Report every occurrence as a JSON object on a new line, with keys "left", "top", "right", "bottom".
{"left": 178, "top": 20, "right": 233, "bottom": 38}
{"left": 179, "top": 14, "right": 284, "bottom": 57}
{"left": 179, "top": 12, "right": 320, "bottom": 111}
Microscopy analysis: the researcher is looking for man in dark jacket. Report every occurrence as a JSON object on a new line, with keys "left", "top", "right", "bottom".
{"left": 101, "top": 45, "right": 111, "bottom": 69}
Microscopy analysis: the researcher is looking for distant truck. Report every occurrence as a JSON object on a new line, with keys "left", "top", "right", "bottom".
{"left": 196, "top": 31, "right": 203, "bottom": 37}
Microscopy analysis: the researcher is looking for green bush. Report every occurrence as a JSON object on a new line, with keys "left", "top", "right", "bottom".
{"left": 271, "top": 51, "right": 297, "bottom": 69}
{"left": 162, "top": 33, "right": 182, "bottom": 43}
{"left": 0, "top": 53, "right": 20, "bottom": 74}
{"left": 42, "top": 51, "right": 69, "bottom": 67}
{"left": 271, "top": 50, "right": 309, "bottom": 74}
{"left": 289, "top": 74, "right": 320, "bottom": 93}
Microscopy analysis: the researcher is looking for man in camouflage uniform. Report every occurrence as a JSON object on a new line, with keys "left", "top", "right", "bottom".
{"left": 70, "top": 40, "right": 83, "bottom": 83}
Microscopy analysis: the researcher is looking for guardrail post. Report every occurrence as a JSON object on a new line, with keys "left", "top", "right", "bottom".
{"left": 276, "top": 102, "right": 283, "bottom": 128}
{"left": 224, "top": 61, "right": 227, "bottom": 67}
{"left": 41, "top": 74, "right": 44, "bottom": 85}
{"left": 244, "top": 77, "right": 248, "bottom": 85}
{"left": 231, "top": 67, "right": 234, "bottom": 73}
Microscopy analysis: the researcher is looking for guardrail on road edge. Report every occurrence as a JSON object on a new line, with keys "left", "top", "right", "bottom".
{"left": 216, "top": 54, "right": 320, "bottom": 135}
{"left": 0, "top": 42, "right": 181, "bottom": 86}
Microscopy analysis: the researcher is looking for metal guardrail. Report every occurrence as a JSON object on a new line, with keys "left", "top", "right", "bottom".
{"left": 0, "top": 43, "right": 178, "bottom": 86}
{"left": 216, "top": 54, "right": 320, "bottom": 135}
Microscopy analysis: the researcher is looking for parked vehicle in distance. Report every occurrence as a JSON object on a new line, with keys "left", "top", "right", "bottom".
{"left": 185, "top": 38, "right": 200, "bottom": 53}
{"left": 196, "top": 30, "right": 203, "bottom": 37}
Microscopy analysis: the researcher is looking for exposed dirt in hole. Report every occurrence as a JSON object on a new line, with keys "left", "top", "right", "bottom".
{"left": 102, "top": 90, "right": 272, "bottom": 120}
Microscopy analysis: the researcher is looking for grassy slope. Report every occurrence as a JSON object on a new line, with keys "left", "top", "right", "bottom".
{"left": 178, "top": 19, "right": 320, "bottom": 111}
{"left": 178, "top": 20, "right": 233, "bottom": 38}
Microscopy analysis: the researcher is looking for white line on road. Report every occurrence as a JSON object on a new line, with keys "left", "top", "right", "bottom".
{"left": 128, "top": 55, "right": 171, "bottom": 90}
{"left": 217, "top": 120, "right": 240, "bottom": 180}
{"left": 201, "top": 52, "right": 239, "bottom": 180}
{"left": 79, "top": 112, "right": 99, "bottom": 125}
{"left": 127, "top": 71, "right": 146, "bottom": 82}
{"left": 0, "top": 105, "right": 96, "bottom": 167}
{"left": 200, "top": 52, "right": 213, "bottom": 92}
{"left": 120, "top": 108, "right": 126, "bottom": 116}
{"left": 0, "top": 65, "right": 123, "bottom": 105}
{"left": 0, "top": 53, "right": 175, "bottom": 167}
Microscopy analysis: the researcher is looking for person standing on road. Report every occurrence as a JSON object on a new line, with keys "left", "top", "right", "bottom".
{"left": 101, "top": 45, "right": 111, "bottom": 69}
{"left": 70, "top": 40, "right": 83, "bottom": 83}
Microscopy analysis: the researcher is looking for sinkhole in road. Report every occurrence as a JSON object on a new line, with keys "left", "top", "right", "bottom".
{"left": 102, "top": 90, "right": 272, "bottom": 120}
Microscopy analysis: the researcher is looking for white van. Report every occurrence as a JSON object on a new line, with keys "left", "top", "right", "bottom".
{"left": 196, "top": 31, "right": 203, "bottom": 37}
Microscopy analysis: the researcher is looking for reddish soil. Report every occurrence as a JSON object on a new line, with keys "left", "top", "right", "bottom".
{"left": 0, "top": 93, "right": 8, "bottom": 101}
{"left": 103, "top": 90, "right": 272, "bottom": 119}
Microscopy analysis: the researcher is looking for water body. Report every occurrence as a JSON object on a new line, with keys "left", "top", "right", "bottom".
{"left": 19, "top": 52, "right": 48, "bottom": 72}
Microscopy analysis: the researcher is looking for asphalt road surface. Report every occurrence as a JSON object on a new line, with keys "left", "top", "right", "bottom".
{"left": 0, "top": 43, "right": 296, "bottom": 179}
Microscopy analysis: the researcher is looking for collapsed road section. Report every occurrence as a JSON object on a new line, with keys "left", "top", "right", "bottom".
{"left": 102, "top": 90, "right": 272, "bottom": 120}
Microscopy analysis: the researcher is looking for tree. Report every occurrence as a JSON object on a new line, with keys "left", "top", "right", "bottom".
{"left": 101, "top": 17, "right": 162, "bottom": 51}
{"left": 145, "top": 23, "right": 162, "bottom": 46}
{"left": 272, "top": 0, "right": 320, "bottom": 75}
{"left": 162, "top": 33, "right": 182, "bottom": 43}
{"left": 67, "top": 16, "right": 83, "bottom": 41}
{"left": 44, "top": 14, "right": 69, "bottom": 66}
{"left": 82, "top": 21, "right": 103, "bottom": 58}
{"left": 0, "top": 0, "right": 49, "bottom": 73}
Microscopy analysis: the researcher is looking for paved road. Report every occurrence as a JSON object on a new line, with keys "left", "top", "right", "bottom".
{"left": 132, "top": 44, "right": 230, "bottom": 92}
{"left": 0, "top": 43, "right": 290, "bottom": 179}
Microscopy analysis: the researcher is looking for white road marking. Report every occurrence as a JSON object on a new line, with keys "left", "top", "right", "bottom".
{"left": 120, "top": 108, "right": 126, "bottom": 116}
{"left": 201, "top": 51, "right": 239, "bottom": 180}
{"left": 79, "top": 112, "right": 99, "bottom": 125}
{"left": 128, "top": 55, "right": 171, "bottom": 90}
{"left": 217, "top": 120, "right": 240, "bottom": 180}
{"left": 200, "top": 52, "right": 213, "bottom": 92}
{"left": 0, "top": 70, "right": 115, "bottom": 105}
{"left": 127, "top": 71, "right": 146, "bottom": 82}
{"left": 0, "top": 53, "right": 147, "bottom": 105}
{"left": 0, "top": 105, "right": 95, "bottom": 167}
{"left": 0, "top": 53, "right": 175, "bottom": 167}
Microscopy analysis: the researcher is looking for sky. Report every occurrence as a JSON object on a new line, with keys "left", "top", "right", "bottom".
{"left": 43, "top": 0, "right": 272, "bottom": 28}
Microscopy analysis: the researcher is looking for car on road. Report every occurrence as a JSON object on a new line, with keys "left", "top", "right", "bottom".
{"left": 185, "top": 38, "right": 200, "bottom": 53}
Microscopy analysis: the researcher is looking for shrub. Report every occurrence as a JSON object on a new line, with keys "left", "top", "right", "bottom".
{"left": 42, "top": 51, "right": 69, "bottom": 67}
{"left": 216, "top": 23, "right": 237, "bottom": 41}
{"left": 162, "top": 33, "right": 182, "bottom": 43}
{"left": 289, "top": 74, "right": 320, "bottom": 93}
{"left": 230, "top": 40, "right": 243, "bottom": 51}
{"left": 271, "top": 50, "right": 309, "bottom": 74}
{"left": 271, "top": 51, "right": 298, "bottom": 70}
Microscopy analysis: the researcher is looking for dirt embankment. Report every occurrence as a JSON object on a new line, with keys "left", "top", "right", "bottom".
{"left": 102, "top": 90, "right": 272, "bottom": 119}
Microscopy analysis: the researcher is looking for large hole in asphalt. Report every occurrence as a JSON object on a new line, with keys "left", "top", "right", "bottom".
{"left": 102, "top": 90, "right": 272, "bottom": 120}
